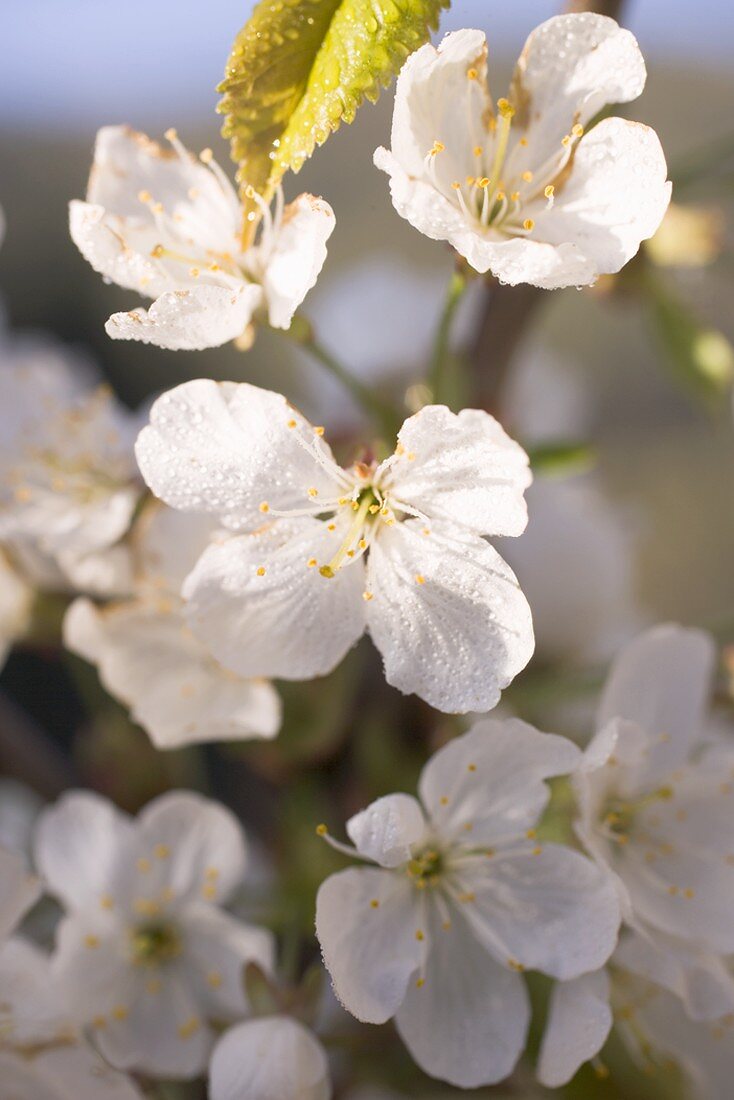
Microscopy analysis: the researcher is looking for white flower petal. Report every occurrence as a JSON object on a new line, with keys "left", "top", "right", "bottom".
{"left": 597, "top": 625, "right": 715, "bottom": 785}
{"left": 64, "top": 598, "right": 281, "bottom": 749}
{"left": 537, "top": 969, "right": 612, "bottom": 1087}
{"left": 33, "top": 792, "right": 133, "bottom": 911}
{"left": 372, "top": 149, "right": 470, "bottom": 249}
{"left": 418, "top": 719, "right": 580, "bottom": 843}
{"left": 316, "top": 867, "right": 422, "bottom": 1024}
{"left": 616, "top": 930, "right": 734, "bottom": 1023}
{"left": 395, "top": 904, "right": 529, "bottom": 1088}
{"left": 183, "top": 521, "right": 366, "bottom": 680}
{"left": 264, "top": 194, "right": 335, "bottom": 329}
{"left": 0, "top": 938, "right": 64, "bottom": 1046}
{"left": 531, "top": 118, "right": 671, "bottom": 277}
{"left": 210, "top": 1017, "right": 331, "bottom": 1100}
{"left": 465, "top": 843, "right": 620, "bottom": 979}
{"left": 0, "top": 847, "right": 39, "bottom": 941}
{"left": 183, "top": 903, "right": 275, "bottom": 1020}
{"left": 511, "top": 13, "right": 647, "bottom": 171}
{"left": 365, "top": 520, "right": 533, "bottom": 712}
{"left": 131, "top": 790, "right": 247, "bottom": 908}
{"left": 135, "top": 380, "right": 342, "bottom": 528}
{"left": 378, "top": 405, "right": 531, "bottom": 537}
{"left": 346, "top": 794, "right": 427, "bottom": 868}
{"left": 106, "top": 284, "right": 262, "bottom": 351}
{"left": 69, "top": 200, "right": 173, "bottom": 297}
{"left": 30, "top": 1047, "right": 146, "bottom": 1100}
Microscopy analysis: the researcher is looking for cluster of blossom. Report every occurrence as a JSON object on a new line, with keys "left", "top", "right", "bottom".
{"left": 2, "top": 8, "right": 729, "bottom": 1099}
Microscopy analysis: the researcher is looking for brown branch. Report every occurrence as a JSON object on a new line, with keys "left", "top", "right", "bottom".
{"left": 468, "top": 0, "right": 628, "bottom": 413}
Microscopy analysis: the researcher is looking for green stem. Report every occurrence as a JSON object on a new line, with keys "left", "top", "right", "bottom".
{"left": 280, "top": 316, "right": 399, "bottom": 439}
{"left": 428, "top": 268, "right": 469, "bottom": 405}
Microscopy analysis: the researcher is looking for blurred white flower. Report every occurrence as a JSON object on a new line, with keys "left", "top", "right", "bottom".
{"left": 209, "top": 1015, "right": 331, "bottom": 1100}
{"left": 539, "top": 625, "right": 734, "bottom": 1086}
{"left": 69, "top": 126, "right": 334, "bottom": 350}
{"left": 375, "top": 15, "right": 670, "bottom": 288}
{"left": 135, "top": 380, "right": 534, "bottom": 713}
{"left": 0, "top": 779, "right": 43, "bottom": 861}
{"left": 0, "top": 1048, "right": 145, "bottom": 1100}
{"left": 315, "top": 719, "right": 620, "bottom": 1088}
{"left": 0, "top": 333, "right": 141, "bottom": 594}
{"left": 34, "top": 790, "right": 274, "bottom": 1079}
{"left": 64, "top": 502, "right": 281, "bottom": 749}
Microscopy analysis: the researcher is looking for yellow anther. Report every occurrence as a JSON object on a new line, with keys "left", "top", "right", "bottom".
{"left": 287, "top": 418, "right": 297, "bottom": 428}
{"left": 415, "top": 930, "right": 425, "bottom": 941}
{"left": 526, "top": 829, "right": 537, "bottom": 839}
{"left": 508, "top": 958, "right": 524, "bottom": 971}
{"left": 369, "top": 504, "right": 380, "bottom": 514}
{"left": 92, "top": 1016, "right": 107, "bottom": 1029}
{"left": 200, "top": 148, "right": 213, "bottom": 163}
{"left": 459, "top": 891, "right": 476, "bottom": 903}
{"left": 178, "top": 1017, "right": 200, "bottom": 1040}
{"left": 442, "top": 920, "right": 452, "bottom": 931}
{"left": 532, "top": 846, "right": 543, "bottom": 856}
{"left": 467, "top": 763, "right": 477, "bottom": 772}
{"left": 466, "top": 175, "right": 476, "bottom": 186}
{"left": 572, "top": 123, "right": 584, "bottom": 138}
{"left": 440, "top": 796, "right": 449, "bottom": 806}
{"left": 319, "top": 566, "right": 335, "bottom": 579}
{"left": 496, "top": 98, "right": 515, "bottom": 118}
{"left": 207, "top": 971, "right": 223, "bottom": 988}
{"left": 370, "top": 899, "right": 380, "bottom": 909}
{"left": 152, "top": 202, "right": 164, "bottom": 214}
{"left": 100, "top": 894, "right": 114, "bottom": 910}
{"left": 451, "top": 181, "right": 461, "bottom": 190}
{"left": 521, "top": 170, "right": 533, "bottom": 182}
{"left": 463, "top": 822, "right": 473, "bottom": 832}
{"left": 202, "top": 884, "right": 217, "bottom": 900}
{"left": 408, "top": 452, "right": 416, "bottom": 461}
{"left": 189, "top": 267, "right": 200, "bottom": 277}
{"left": 415, "top": 574, "right": 426, "bottom": 584}
{"left": 316, "top": 824, "right": 328, "bottom": 836}
{"left": 519, "top": 136, "right": 528, "bottom": 146}
{"left": 84, "top": 934, "right": 100, "bottom": 949}
{"left": 138, "top": 189, "right": 152, "bottom": 203}
{"left": 561, "top": 135, "right": 572, "bottom": 148}
{"left": 668, "top": 885, "right": 679, "bottom": 896}
{"left": 363, "top": 591, "right": 374, "bottom": 601}
{"left": 358, "top": 539, "right": 367, "bottom": 550}
{"left": 523, "top": 218, "right": 535, "bottom": 231}
{"left": 416, "top": 977, "right": 425, "bottom": 988}
{"left": 314, "top": 426, "right": 325, "bottom": 436}
{"left": 473, "top": 145, "right": 483, "bottom": 157}
{"left": 256, "top": 566, "right": 266, "bottom": 576}
{"left": 328, "top": 523, "right": 336, "bottom": 531}
{"left": 594, "top": 1062, "right": 610, "bottom": 1080}
{"left": 467, "top": 67, "right": 478, "bottom": 80}
{"left": 164, "top": 127, "right": 178, "bottom": 141}
{"left": 154, "top": 845, "right": 170, "bottom": 860}
{"left": 259, "top": 501, "right": 270, "bottom": 513}
{"left": 307, "top": 558, "right": 318, "bottom": 568}
{"left": 208, "top": 262, "right": 220, "bottom": 271}
{"left": 137, "top": 858, "right": 152, "bottom": 873}
{"left": 429, "top": 141, "right": 445, "bottom": 156}
{"left": 307, "top": 487, "right": 318, "bottom": 498}
{"left": 478, "top": 176, "right": 490, "bottom": 188}
{"left": 684, "top": 888, "right": 695, "bottom": 899}
{"left": 510, "top": 190, "right": 520, "bottom": 202}
{"left": 151, "top": 244, "right": 165, "bottom": 258}
{"left": 544, "top": 184, "right": 555, "bottom": 199}
{"left": 112, "top": 1006, "right": 129, "bottom": 1021}
{"left": 346, "top": 550, "right": 355, "bottom": 558}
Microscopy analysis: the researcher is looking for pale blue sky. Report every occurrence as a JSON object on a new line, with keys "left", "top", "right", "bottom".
{"left": 1, "top": 1, "right": 733, "bottom": 132}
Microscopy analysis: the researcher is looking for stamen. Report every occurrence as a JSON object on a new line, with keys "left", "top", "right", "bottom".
{"left": 319, "top": 493, "right": 375, "bottom": 578}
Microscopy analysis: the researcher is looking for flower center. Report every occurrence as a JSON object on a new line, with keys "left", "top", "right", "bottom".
{"left": 601, "top": 786, "right": 674, "bottom": 846}
{"left": 129, "top": 920, "right": 182, "bottom": 966}
{"left": 407, "top": 847, "right": 445, "bottom": 889}
{"left": 319, "top": 487, "right": 382, "bottom": 578}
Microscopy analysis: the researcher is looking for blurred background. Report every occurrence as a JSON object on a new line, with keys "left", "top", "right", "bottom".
{"left": 1, "top": 2, "right": 734, "bottom": 1096}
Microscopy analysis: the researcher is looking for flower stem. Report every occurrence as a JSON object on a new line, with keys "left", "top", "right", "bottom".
{"left": 428, "top": 267, "right": 469, "bottom": 405}
{"left": 281, "top": 315, "right": 399, "bottom": 439}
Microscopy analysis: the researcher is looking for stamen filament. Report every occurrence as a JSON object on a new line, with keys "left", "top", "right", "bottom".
{"left": 320, "top": 493, "right": 375, "bottom": 578}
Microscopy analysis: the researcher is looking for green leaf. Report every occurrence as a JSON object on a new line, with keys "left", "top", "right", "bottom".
{"left": 218, "top": 0, "right": 448, "bottom": 225}
{"left": 527, "top": 440, "right": 596, "bottom": 478}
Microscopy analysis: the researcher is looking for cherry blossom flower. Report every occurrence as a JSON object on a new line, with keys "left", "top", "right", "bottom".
{"left": 135, "top": 380, "right": 534, "bottom": 712}
{"left": 69, "top": 126, "right": 335, "bottom": 350}
{"left": 209, "top": 1016, "right": 331, "bottom": 1100}
{"left": 34, "top": 790, "right": 274, "bottom": 1079}
{"left": 375, "top": 14, "right": 671, "bottom": 288}
{"left": 538, "top": 625, "right": 734, "bottom": 1086}
{"left": 0, "top": 333, "right": 141, "bottom": 594}
{"left": 64, "top": 502, "right": 281, "bottom": 749}
{"left": 315, "top": 719, "right": 620, "bottom": 1088}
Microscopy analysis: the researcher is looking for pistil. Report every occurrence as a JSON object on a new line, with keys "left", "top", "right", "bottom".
{"left": 319, "top": 491, "right": 377, "bottom": 578}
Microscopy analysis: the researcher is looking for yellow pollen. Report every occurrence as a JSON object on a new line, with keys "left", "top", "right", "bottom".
{"left": 415, "top": 574, "right": 426, "bottom": 584}
{"left": 137, "top": 858, "right": 151, "bottom": 873}
{"left": 327, "top": 523, "right": 336, "bottom": 530}
{"left": 459, "top": 891, "right": 475, "bottom": 903}
{"left": 92, "top": 1016, "right": 107, "bottom": 1030}
{"left": 429, "top": 141, "right": 445, "bottom": 156}
{"left": 256, "top": 566, "right": 266, "bottom": 576}
{"left": 496, "top": 190, "right": 506, "bottom": 202}
{"left": 307, "top": 487, "right": 318, "bottom": 498}
{"left": 523, "top": 218, "right": 535, "bottom": 231}
{"left": 478, "top": 176, "right": 490, "bottom": 188}
{"left": 259, "top": 501, "right": 270, "bottom": 513}
{"left": 347, "top": 550, "right": 355, "bottom": 558}
{"left": 466, "top": 175, "right": 475, "bottom": 186}
{"left": 358, "top": 539, "right": 367, "bottom": 549}
{"left": 510, "top": 190, "right": 520, "bottom": 202}
{"left": 473, "top": 145, "right": 483, "bottom": 157}
{"left": 207, "top": 971, "right": 223, "bottom": 988}
{"left": 467, "top": 763, "right": 477, "bottom": 772}
{"left": 155, "top": 845, "right": 170, "bottom": 859}
{"left": 369, "top": 504, "right": 380, "bottom": 514}
{"left": 151, "top": 244, "right": 165, "bottom": 258}
{"left": 496, "top": 97, "right": 514, "bottom": 118}
{"left": 314, "top": 426, "right": 325, "bottom": 436}
{"left": 451, "top": 181, "right": 461, "bottom": 190}
{"left": 508, "top": 958, "right": 524, "bottom": 971}
{"left": 416, "top": 977, "right": 425, "bottom": 988}
{"left": 189, "top": 267, "right": 200, "bottom": 277}
{"left": 178, "top": 1017, "right": 200, "bottom": 1040}
{"left": 415, "top": 930, "right": 425, "bottom": 941}
{"left": 205, "top": 866, "right": 219, "bottom": 881}
{"left": 84, "top": 934, "right": 100, "bottom": 949}
{"left": 152, "top": 202, "right": 164, "bottom": 214}
{"left": 440, "top": 796, "right": 449, "bottom": 806}
{"left": 467, "top": 67, "right": 478, "bottom": 80}
{"left": 370, "top": 899, "right": 380, "bottom": 909}
{"left": 202, "top": 884, "right": 217, "bottom": 901}
{"left": 520, "top": 137, "right": 528, "bottom": 146}
{"left": 532, "top": 846, "right": 543, "bottom": 856}
{"left": 545, "top": 185, "right": 555, "bottom": 199}
{"left": 442, "top": 920, "right": 452, "bottom": 931}
{"left": 363, "top": 591, "right": 374, "bottom": 601}
{"left": 319, "top": 566, "right": 335, "bottom": 579}
{"left": 561, "top": 135, "right": 571, "bottom": 148}
{"left": 287, "top": 418, "right": 297, "bottom": 428}
{"left": 100, "top": 894, "right": 114, "bottom": 910}
{"left": 138, "top": 189, "right": 152, "bottom": 203}
{"left": 316, "top": 823, "right": 328, "bottom": 836}
{"left": 684, "top": 888, "right": 695, "bottom": 899}
{"left": 526, "top": 829, "right": 537, "bottom": 839}
{"left": 307, "top": 558, "right": 318, "bottom": 568}
{"left": 164, "top": 127, "right": 178, "bottom": 141}
{"left": 521, "top": 170, "right": 533, "bottom": 182}
{"left": 572, "top": 123, "right": 584, "bottom": 138}
{"left": 112, "top": 1006, "right": 128, "bottom": 1021}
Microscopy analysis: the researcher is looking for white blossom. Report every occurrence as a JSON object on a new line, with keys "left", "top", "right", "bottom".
{"left": 135, "top": 380, "right": 534, "bottom": 713}
{"left": 315, "top": 719, "right": 620, "bottom": 1088}
{"left": 209, "top": 1015, "right": 332, "bottom": 1100}
{"left": 34, "top": 790, "right": 274, "bottom": 1079}
{"left": 69, "top": 126, "right": 335, "bottom": 350}
{"left": 0, "top": 333, "right": 141, "bottom": 594}
{"left": 64, "top": 502, "right": 281, "bottom": 749}
{"left": 539, "top": 625, "right": 734, "bottom": 1086}
{"left": 375, "top": 15, "right": 671, "bottom": 288}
